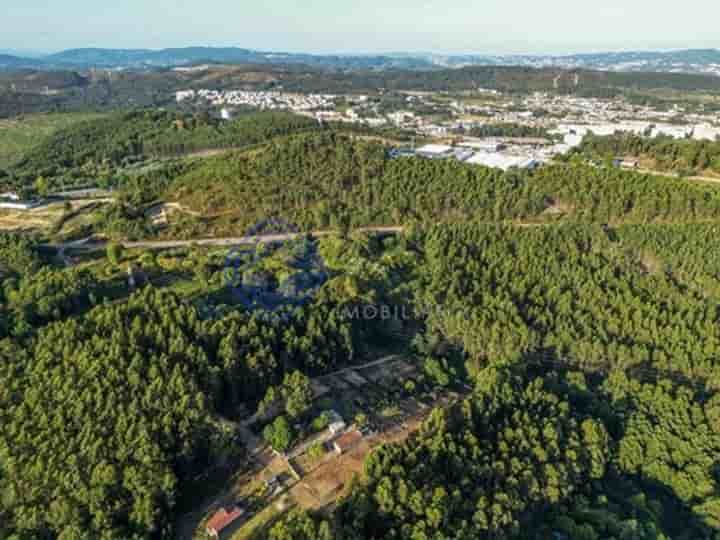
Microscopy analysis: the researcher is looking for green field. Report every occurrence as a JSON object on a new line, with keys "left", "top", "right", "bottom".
{"left": 0, "top": 112, "right": 106, "bottom": 168}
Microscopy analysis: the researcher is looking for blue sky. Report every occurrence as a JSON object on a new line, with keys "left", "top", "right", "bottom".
{"left": 3, "top": 0, "right": 720, "bottom": 55}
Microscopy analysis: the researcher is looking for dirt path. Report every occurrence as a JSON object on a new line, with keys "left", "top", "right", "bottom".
{"left": 635, "top": 167, "right": 720, "bottom": 185}
{"left": 46, "top": 226, "right": 405, "bottom": 252}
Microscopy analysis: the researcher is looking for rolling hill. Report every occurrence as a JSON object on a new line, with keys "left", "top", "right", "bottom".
{"left": 0, "top": 46, "right": 718, "bottom": 76}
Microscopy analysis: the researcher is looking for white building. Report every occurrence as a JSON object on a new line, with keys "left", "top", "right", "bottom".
{"left": 416, "top": 144, "right": 455, "bottom": 159}
{"left": 0, "top": 200, "right": 43, "bottom": 210}
{"left": 651, "top": 124, "right": 693, "bottom": 139}
{"left": 458, "top": 140, "right": 504, "bottom": 152}
{"left": 175, "top": 90, "right": 196, "bottom": 103}
{"left": 564, "top": 134, "right": 584, "bottom": 148}
{"left": 692, "top": 125, "right": 720, "bottom": 141}
{"left": 466, "top": 153, "right": 541, "bottom": 171}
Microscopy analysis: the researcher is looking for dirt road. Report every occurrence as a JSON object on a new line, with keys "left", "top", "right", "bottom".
{"left": 45, "top": 226, "right": 405, "bottom": 252}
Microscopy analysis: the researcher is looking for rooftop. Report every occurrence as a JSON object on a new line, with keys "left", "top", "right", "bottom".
{"left": 206, "top": 506, "right": 244, "bottom": 535}
{"left": 466, "top": 152, "right": 539, "bottom": 171}
{"left": 416, "top": 144, "right": 454, "bottom": 155}
{"left": 334, "top": 430, "right": 363, "bottom": 452}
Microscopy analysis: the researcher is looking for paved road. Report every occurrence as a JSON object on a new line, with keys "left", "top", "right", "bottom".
{"left": 45, "top": 226, "right": 405, "bottom": 252}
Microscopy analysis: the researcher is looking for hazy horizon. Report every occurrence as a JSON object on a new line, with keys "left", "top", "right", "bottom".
{"left": 2, "top": 45, "right": 720, "bottom": 59}
{"left": 3, "top": 0, "right": 720, "bottom": 56}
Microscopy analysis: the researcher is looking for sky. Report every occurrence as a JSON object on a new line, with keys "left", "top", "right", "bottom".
{"left": 3, "top": 0, "right": 720, "bottom": 55}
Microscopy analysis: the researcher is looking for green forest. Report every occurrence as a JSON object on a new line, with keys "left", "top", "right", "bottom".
{"left": 4, "top": 107, "right": 720, "bottom": 539}
{"left": 0, "top": 110, "right": 320, "bottom": 191}
{"left": 0, "top": 230, "right": 393, "bottom": 539}
{"left": 3, "top": 218, "right": 720, "bottom": 538}
{"left": 577, "top": 132, "right": 720, "bottom": 176}
{"left": 0, "top": 112, "right": 106, "bottom": 169}
{"left": 6, "top": 114, "right": 720, "bottom": 241}
{"left": 270, "top": 364, "right": 720, "bottom": 540}
{"left": 266, "top": 223, "right": 720, "bottom": 540}
{"left": 153, "top": 132, "right": 720, "bottom": 238}
{"left": 25, "top": 126, "right": 720, "bottom": 245}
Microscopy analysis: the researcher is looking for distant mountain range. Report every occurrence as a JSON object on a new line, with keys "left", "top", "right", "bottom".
{"left": 1, "top": 46, "right": 720, "bottom": 76}
{"left": 431, "top": 49, "right": 720, "bottom": 76}
{"left": 0, "top": 54, "right": 45, "bottom": 69}
{"left": 0, "top": 47, "right": 435, "bottom": 71}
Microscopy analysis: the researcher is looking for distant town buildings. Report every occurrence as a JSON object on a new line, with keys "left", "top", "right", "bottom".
{"left": 178, "top": 89, "right": 337, "bottom": 112}
{"left": 173, "top": 86, "right": 719, "bottom": 175}
{"left": 550, "top": 121, "right": 720, "bottom": 141}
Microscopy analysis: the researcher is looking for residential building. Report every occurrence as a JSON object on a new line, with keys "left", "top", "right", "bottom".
{"left": 206, "top": 506, "right": 245, "bottom": 539}
{"left": 333, "top": 430, "right": 363, "bottom": 455}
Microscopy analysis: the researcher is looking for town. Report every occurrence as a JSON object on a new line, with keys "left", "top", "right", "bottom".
{"left": 175, "top": 87, "right": 720, "bottom": 171}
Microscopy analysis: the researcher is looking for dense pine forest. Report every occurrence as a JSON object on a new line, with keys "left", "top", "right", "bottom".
{"left": 270, "top": 364, "right": 720, "bottom": 539}
{"left": 266, "top": 223, "right": 720, "bottom": 540}
{"left": 6, "top": 114, "right": 720, "bottom": 238}
{"left": 577, "top": 133, "right": 720, "bottom": 176}
{"left": 3, "top": 219, "right": 720, "bottom": 538}
{"left": 156, "top": 132, "right": 720, "bottom": 238}
{"left": 0, "top": 232, "right": 389, "bottom": 538}
{"left": 1, "top": 110, "right": 320, "bottom": 191}
{"left": 4, "top": 109, "right": 720, "bottom": 539}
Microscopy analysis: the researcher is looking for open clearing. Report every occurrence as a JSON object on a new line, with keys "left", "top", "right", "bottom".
{"left": 0, "top": 200, "right": 106, "bottom": 233}
{"left": 0, "top": 112, "right": 105, "bottom": 168}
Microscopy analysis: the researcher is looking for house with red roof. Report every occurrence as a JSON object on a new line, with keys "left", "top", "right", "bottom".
{"left": 333, "top": 430, "right": 363, "bottom": 455}
{"left": 206, "top": 506, "right": 245, "bottom": 538}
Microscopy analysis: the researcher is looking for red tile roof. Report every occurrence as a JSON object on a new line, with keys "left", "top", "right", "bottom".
{"left": 334, "top": 430, "right": 363, "bottom": 452}
{"left": 207, "top": 506, "right": 244, "bottom": 535}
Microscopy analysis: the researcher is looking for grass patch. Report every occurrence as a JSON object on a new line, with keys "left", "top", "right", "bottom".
{"left": 228, "top": 499, "right": 293, "bottom": 540}
{"left": 0, "top": 112, "right": 106, "bottom": 169}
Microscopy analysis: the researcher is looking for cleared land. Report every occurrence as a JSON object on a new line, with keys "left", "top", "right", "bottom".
{"left": 0, "top": 112, "right": 105, "bottom": 168}
{"left": 175, "top": 356, "right": 463, "bottom": 540}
